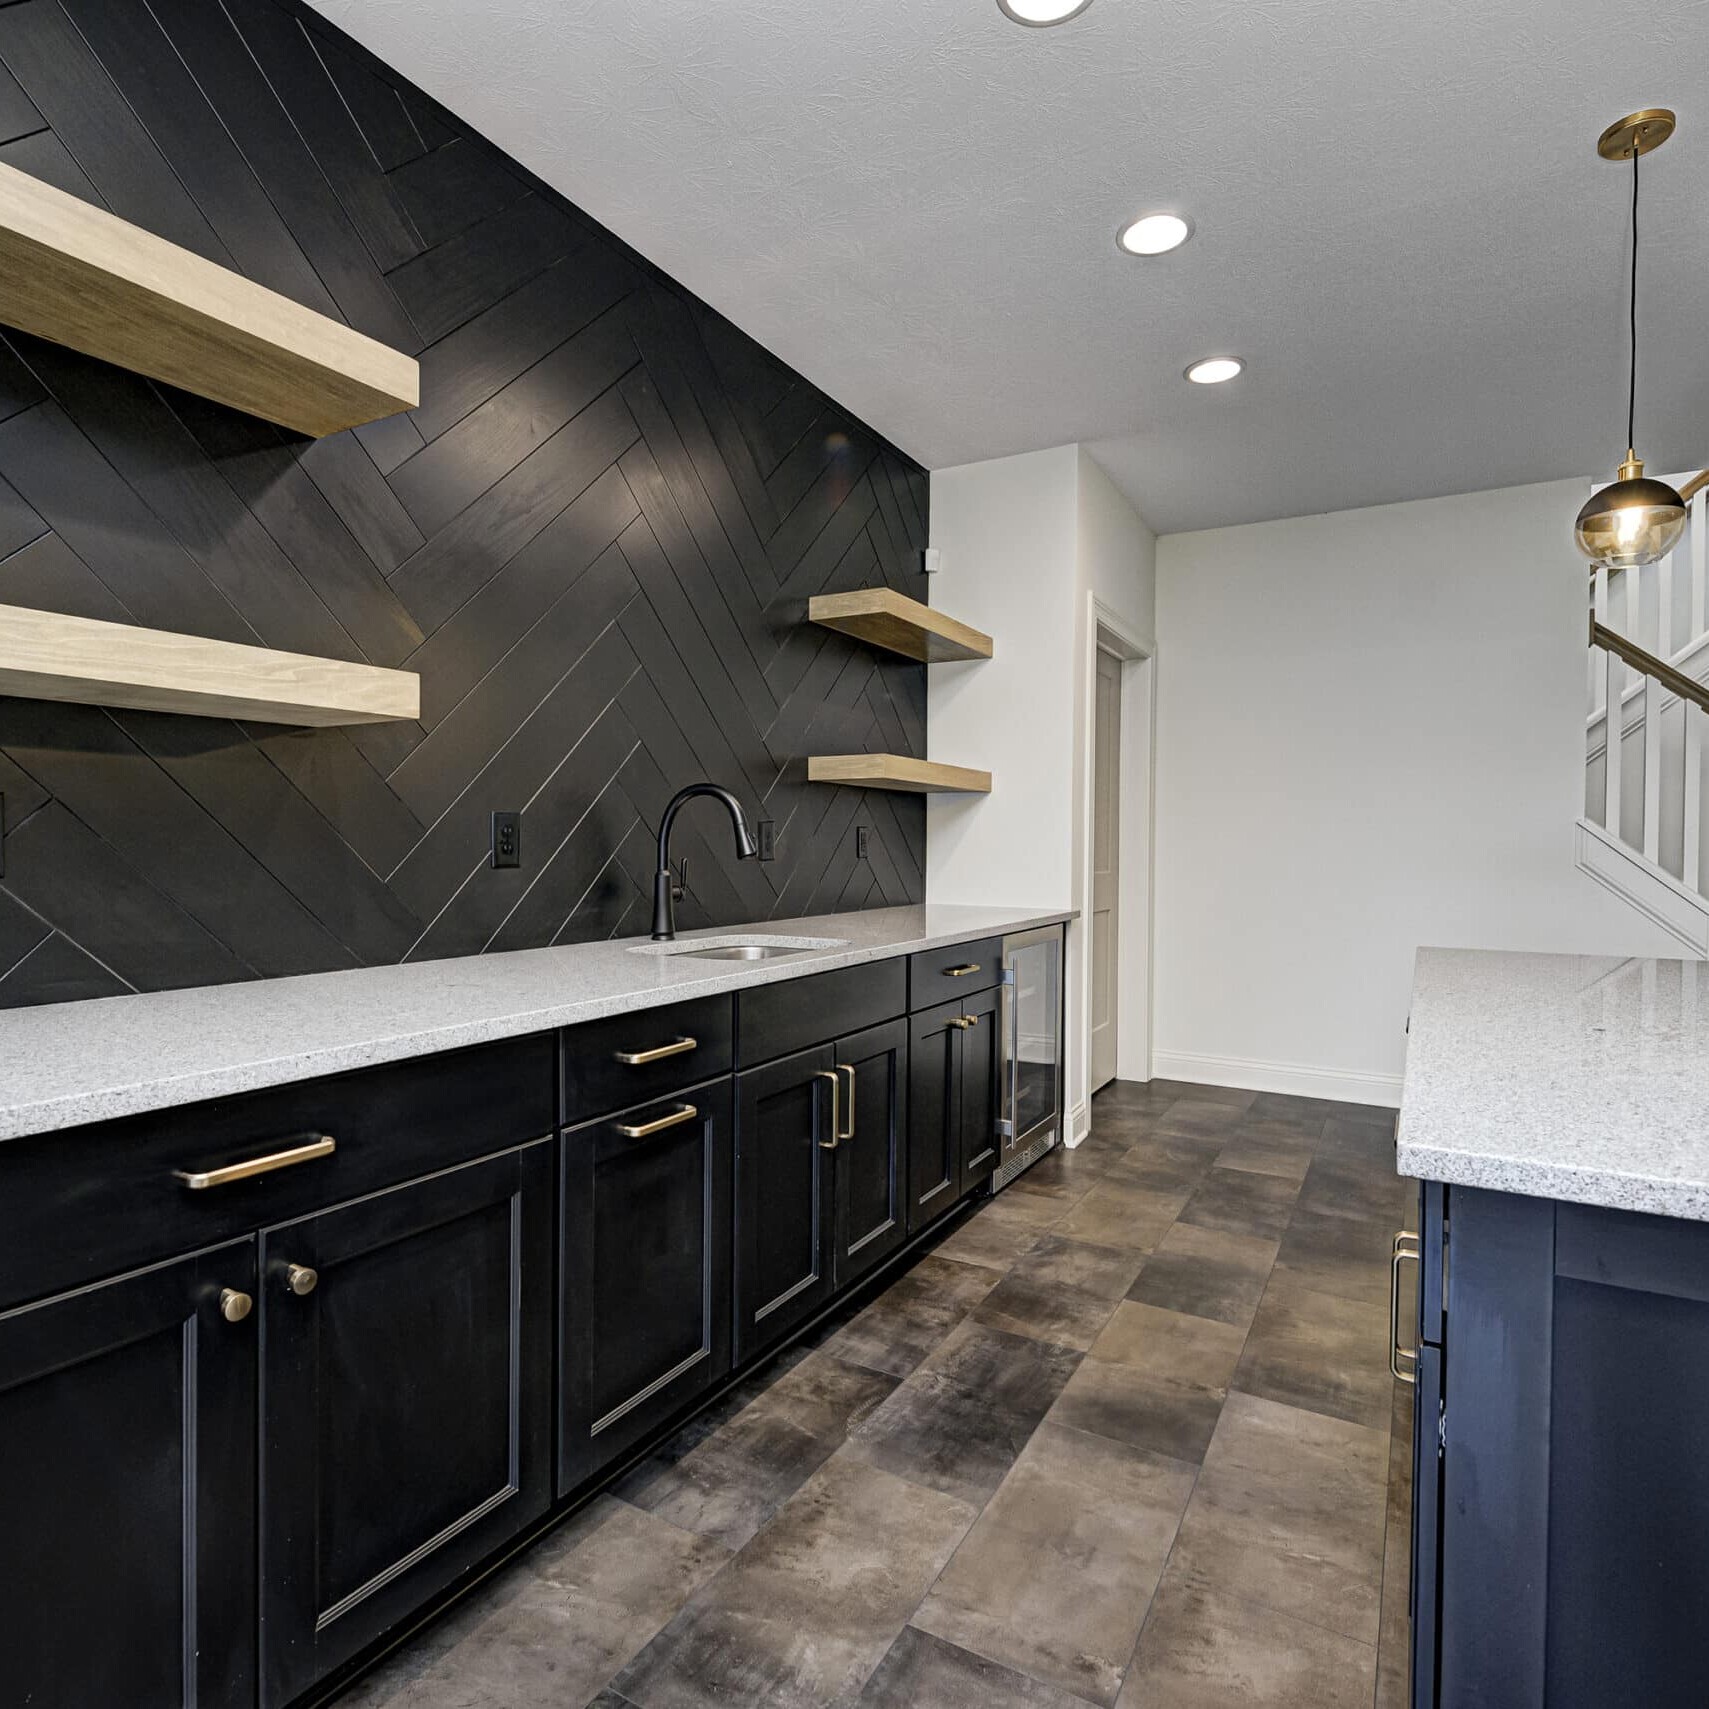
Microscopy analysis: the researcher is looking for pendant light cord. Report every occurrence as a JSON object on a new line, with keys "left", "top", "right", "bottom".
{"left": 1628, "top": 144, "right": 1639, "bottom": 451}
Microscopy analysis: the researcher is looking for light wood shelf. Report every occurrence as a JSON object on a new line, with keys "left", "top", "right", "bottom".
{"left": 808, "top": 589, "right": 992, "bottom": 663}
{"left": 808, "top": 754, "right": 991, "bottom": 795}
{"left": 0, "top": 603, "right": 420, "bottom": 726}
{"left": 0, "top": 161, "right": 418, "bottom": 437}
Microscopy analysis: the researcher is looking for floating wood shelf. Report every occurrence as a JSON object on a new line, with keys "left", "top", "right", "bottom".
{"left": 0, "top": 161, "right": 419, "bottom": 437}
{"left": 0, "top": 603, "right": 420, "bottom": 726}
{"left": 808, "top": 589, "right": 993, "bottom": 663}
{"left": 808, "top": 754, "right": 992, "bottom": 795}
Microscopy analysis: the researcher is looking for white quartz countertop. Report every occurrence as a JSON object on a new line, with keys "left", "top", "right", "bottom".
{"left": 0, "top": 904, "right": 1071, "bottom": 1142}
{"left": 1396, "top": 946, "right": 1709, "bottom": 1221}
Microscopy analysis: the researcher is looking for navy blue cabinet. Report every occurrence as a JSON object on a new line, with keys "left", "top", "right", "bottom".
{"left": 1409, "top": 1182, "right": 1709, "bottom": 1709}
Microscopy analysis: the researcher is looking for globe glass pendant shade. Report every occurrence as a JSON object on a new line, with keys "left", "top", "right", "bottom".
{"left": 1574, "top": 454, "right": 1687, "bottom": 570}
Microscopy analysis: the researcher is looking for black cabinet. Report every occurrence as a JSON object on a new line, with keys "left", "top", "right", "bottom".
{"left": 734, "top": 1044, "right": 837, "bottom": 1362}
{"left": 831, "top": 1018, "right": 908, "bottom": 1290}
{"left": 0, "top": 1240, "right": 257, "bottom": 1709}
{"left": 907, "top": 991, "right": 999, "bottom": 1235}
{"left": 560, "top": 1082, "right": 733, "bottom": 1492}
{"left": 259, "top": 1142, "right": 553, "bottom": 1708}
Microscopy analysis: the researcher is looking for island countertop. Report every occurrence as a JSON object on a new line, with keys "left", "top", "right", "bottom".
{"left": 1396, "top": 945, "right": 1709, "bottom": 1221}
{"left": 0, "top": 903, "right": 1072, "bottom": 1142}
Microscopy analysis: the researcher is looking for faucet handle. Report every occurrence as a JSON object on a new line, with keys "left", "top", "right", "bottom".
{"left": 672, "top": 857, "right": 688, "bottom": 902}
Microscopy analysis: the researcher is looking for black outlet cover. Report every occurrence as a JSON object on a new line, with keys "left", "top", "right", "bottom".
{"left": 855, "top": 825, "right": 870, "bottom": 860}
{"left": 757, "top": 819, "right": 776, "bottom": 862}
{"left": 491, "top": 810, "right": 521, "bottom": 869}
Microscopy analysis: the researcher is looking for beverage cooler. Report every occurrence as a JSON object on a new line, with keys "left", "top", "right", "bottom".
{"left": 993, "top": 923, "right": 1065, "bottom": 1189}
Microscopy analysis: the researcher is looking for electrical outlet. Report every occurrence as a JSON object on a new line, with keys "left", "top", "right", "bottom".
{"left": 757, "top": 819, "right": 776, "bottom": 862}
{"left": 490, "top": 810, "right": 521, "bottom": 869}
{"left": 855, "top": 825, "right": 870, "bottom": 860}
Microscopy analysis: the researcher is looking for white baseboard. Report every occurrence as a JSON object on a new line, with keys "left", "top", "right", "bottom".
{"left": 1065, "top": 1100, "right": 1090, "bottom": 1146}
{"left": 1149, "top": 1049, "right": 1402, "bottom": 1109}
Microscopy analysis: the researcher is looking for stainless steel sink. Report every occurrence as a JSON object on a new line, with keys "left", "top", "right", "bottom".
{"left": 678, "top": 943, "right": 809, "bottom": 961}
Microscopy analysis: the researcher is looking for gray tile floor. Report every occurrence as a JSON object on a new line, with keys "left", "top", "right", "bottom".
{"left": 334, "top": 1079, "right": 1416, "bottom": 1709}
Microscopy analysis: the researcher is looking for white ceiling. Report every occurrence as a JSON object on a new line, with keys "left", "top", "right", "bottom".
{"left": 311, "top": 0, "right": 1709, "bottom": 534}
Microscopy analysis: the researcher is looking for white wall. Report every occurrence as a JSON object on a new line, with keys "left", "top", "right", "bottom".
{"left": 1154, "top": 478, "right": 1683, "bottom": 1105}
{"left": 928, "top": 445, "right": 1156, "bottom": 1136}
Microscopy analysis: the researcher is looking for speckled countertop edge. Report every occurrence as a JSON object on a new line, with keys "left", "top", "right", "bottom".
{"left": 0, "top": 904, "right": 1073, "bottom": 1142}
{"left": 1395, "top": 945, "right": 1709, "bottom": 1222}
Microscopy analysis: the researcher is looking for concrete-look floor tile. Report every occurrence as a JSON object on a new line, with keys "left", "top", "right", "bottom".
{"left": 1056, "top": 1180, "right": 1189, "bottom": 1251}
{"left": 622, "top": 1351, "right": 899, "bottom": 1550}
{"left": 1233, "top": 1270, "right": 1393, "bottom": 1431}
{"left": 1148, "top": 1079, "right": 1257, "bottom": 1110}
{"left": 1127, "top": 1221, "right": 1279, "bottom": 1328}
{"left": 1272, "top": 1204, "right": 1396, "bottom": 1308}
{"left": 1179, "top": 1165, "right": 1301, "bottom": 1241}
{"left": 914, "top": 1421, "right": 1197, "bottom": 1707}
{"left": 845, "top": 1320, "right": 1082, "bottom": 1505}
{"left": 855, "top": 1627, "right": 1094, "bottom": 1708}
{"left": 1168, "top": 1391, "right": 1388, "bottom": 1645}
{"left": 1014, "top": 1232, "right": 1149, "bottom": 1300}
{"left": 1374, "top": 1485, "right": 1413, "bottom": 1709}
{"left": 335, "top": 1497, "right": 730, "bottom": 1709}
{"left": 972, "top": 1269, "right": 1122, "bottom": 1352}
{"left": 1296, "top": 1151, "right": 1414, "bottom": 1226}
{"left": 1215, "top": 1130, "right": 1315, "bottom": 1183}
{"left": 613, "top": 1455, "right": 975, "bottom": 1709}
{"left": 1118, "top": 1576, "right": 1376, "bottom": 1708}
{"left": 932, "top": 1196, "right": 1064, "bottom": 1271}
{"left": 585, "top": 1692, "right": 643, "bottom": 1709}
{"left": 1151, "top": 1099, "right": 1245, "bottom": 1140}
{"left": 1112, "top": 1133, "right": 1224, "bottom": 1195}
{"left": 1048, "top": 1301, "right": 1247, "bottom": 1463}
{"left": 822, "top": 1254, "right": 1000, "bottom": 1379}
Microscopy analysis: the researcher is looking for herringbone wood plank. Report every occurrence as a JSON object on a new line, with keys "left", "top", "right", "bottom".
{"left": 0, "top": 0, "right": 929, "bottom": 1008}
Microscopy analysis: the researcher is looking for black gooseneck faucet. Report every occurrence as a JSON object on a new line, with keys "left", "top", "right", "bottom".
{"left": 652, "top": 783, "right": 759, "bottom": 940}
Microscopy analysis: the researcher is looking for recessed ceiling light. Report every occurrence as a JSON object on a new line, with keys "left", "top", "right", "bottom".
{"left": 1118, "top": 213, "right": 1191, "bottom": 256}
{"left": 1185, "top": 357, "right": 1244, "bottom": 385}
{"left": 997, "top": 0, "right": 1094, "bottom": 25}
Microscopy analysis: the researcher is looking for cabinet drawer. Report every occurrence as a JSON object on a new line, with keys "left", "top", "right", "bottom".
{"left": 908, "top": 937, "right": 1003, "bottom": 1009}
{"left": 0, "top": 1033, "right": 555, "bottom": 1314}
{"left": 736, "top": 960, "right": 905, "bottom": 1066}
{"left": 560, "top": 996, "right": 733, "bottom": 1125}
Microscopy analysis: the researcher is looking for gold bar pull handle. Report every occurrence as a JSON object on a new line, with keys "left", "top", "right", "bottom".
{"left": 944, "top": 963, "right": 981, "bottom": 977}
{"left": 1390, "top": 1231, "right": 1421, "bottom": 1385}
{"left": 838, "top": 1064, "right": 856, "bottom": 1142}
{"left": 175, "top": 1134, "right": 336, "bottom": 1190}
{"left": 813, "top": 1070, "right": 841, "bottom": 1149}
{"left": 947, "top": 1016, "right": 975, "bottom": 1031}
{"left": 615, "top": 1103, "right": 698, "bottom": 1139}
{"left": 613, "top": 1036, "right": 697, "bottom": 1066}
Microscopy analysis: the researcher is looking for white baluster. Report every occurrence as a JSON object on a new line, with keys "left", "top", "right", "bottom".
{"left": 1606, "top": 629, "right": 1624, "bottom": 841}
{"left": 1593, "top": 562, "right": 1609, "bottom": 719}
{"left": 1643, "top": 668, "right": 1662, "bottom": 862}
{"left": 1693, "top": 489, "right": 1706, "bottom": 643}
{"left": 1685, "top": 701, "right": 1703, "bottom": 896}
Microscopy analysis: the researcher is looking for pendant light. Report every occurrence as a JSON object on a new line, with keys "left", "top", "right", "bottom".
{"left": 1574, "top": 109, "right": 1687, "bottom": 570}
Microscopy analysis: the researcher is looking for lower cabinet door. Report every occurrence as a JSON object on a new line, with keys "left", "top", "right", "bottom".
{"left": 560, "top": 1082, "right": 733, "bottom": 1493}
{"left": 0, "top": 1241, "right": 257, "bottom": 1709}
{"left": 833, "top": 1018, "right": 908, "bottom": 1289}
{"left": 734, "top": 1044, "right": 836, "bottom": 1363}
{"left": 260, "top": 1141, "right": 553, "bottom": 1708}
{"left": 958, "top": 984, "right": 1002, "bottom": 1194}
{"left": 907, "top": 1001, "right": 964, "bottom": 1236}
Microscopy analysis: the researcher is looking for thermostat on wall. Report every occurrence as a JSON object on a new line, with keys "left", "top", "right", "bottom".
{"left": 922, "top": 548, "right": 942, "bottom": 575}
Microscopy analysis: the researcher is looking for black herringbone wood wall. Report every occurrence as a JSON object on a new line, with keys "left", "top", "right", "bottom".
{"left": 0, "top": 0, "right": 930, "bottom": 1007}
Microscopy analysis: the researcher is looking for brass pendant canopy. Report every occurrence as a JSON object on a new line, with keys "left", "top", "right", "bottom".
{"left": 1597, "top": 109, "right": 1676, "bottom": 160}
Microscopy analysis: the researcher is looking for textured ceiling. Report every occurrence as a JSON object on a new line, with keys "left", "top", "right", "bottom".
{"left": 308, "top": 0, "right": 1709, "bottom": 533}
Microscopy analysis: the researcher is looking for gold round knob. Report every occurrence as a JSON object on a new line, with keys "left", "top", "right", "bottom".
{"left": 285, "top": 1264, "right": 318, "bottom": 1297}
{"left": 219, "top": 1287, "right": 253, "bottom": 1324}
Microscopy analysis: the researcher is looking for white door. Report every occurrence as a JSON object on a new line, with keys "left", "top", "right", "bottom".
{"left": 1090, "top": 647, "right": 1121, "bottom": 1091}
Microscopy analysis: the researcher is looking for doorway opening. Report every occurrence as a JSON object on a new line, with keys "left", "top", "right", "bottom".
{"left": 1083, "top": 606, "right": 1154, "bottom": 1108}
